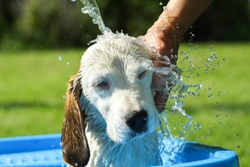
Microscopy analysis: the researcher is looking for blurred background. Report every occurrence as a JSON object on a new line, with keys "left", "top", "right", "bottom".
{"left": 0, "top": 0, "right": 250, "bottom": 50}
{"left": 0, "top": 0, "right": 249, "bottom": 166}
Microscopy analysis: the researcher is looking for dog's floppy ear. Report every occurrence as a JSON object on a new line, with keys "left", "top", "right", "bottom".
{"left": 61, "top": 71, "right": 90, "bottom": 167}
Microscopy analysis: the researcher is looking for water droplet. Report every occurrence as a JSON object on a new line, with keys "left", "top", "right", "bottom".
{"left": 206, "top": 58, "right": 212, "bottom": 62}
{"left": 159, "top": 2, "right": 163, "bottom": 5}
{"left": 208, "top": 94, "right": 213, "bottom": 98}
{"left": 209, "top": 45, "right": 213, "bottom": 51}
{"left": 197, "top": 123, "right": 202, "bottom": 128}
{"left": 58, "top": 56, "right": 63, "bottom": 61}
{"left": 215, "top": 114, "right": 221, "bottom": 118}
{"left": 170, "top": 48, "right": 173, "bottom": 53}
{"left": 66, "top": 62, "right": 70, "bottom": 65}
{"left": 71, "top": 0, "right": 76, "bottom": 2}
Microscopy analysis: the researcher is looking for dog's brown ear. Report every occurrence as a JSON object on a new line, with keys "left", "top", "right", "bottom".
{"left": 61, "top": 72, "right": 90, "bottom": 167}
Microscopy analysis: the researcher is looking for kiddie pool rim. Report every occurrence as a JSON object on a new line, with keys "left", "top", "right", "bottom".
{"left": 0, "top": 134, "right": 239, "bottom": 167}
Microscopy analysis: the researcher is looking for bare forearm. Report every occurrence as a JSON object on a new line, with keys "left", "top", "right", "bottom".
{"left": 162, "top": 0, "right": 214, "bottom": 41}
{"left": 144, "top": 0, "right": 213, "bottom": 64}
{"left": 143, "top": 0, "right": 213, "bottom": 112}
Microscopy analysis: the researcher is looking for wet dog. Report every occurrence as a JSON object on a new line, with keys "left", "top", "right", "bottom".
{"left": 61, "top": 37, "right": 161, "bottom": 167}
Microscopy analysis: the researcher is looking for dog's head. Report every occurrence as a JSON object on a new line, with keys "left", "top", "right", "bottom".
{"left": 62, "top": 37, "right": 159, "bottom": 166}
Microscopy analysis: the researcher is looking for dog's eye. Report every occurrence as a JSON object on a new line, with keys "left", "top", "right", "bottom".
{"left": 96, "top": 81, "right": 109, "bottom": 89}
{"left": 138, "top": 70, "right": 148, "bottom": 79}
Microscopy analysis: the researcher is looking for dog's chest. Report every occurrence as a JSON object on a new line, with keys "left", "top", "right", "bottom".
{"left": 86, "top": 132, "right": 161, "bottom": 167}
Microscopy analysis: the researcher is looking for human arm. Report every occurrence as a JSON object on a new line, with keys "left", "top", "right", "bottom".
{"left": 142, "top": 0, "right": 213, "bottom": 112}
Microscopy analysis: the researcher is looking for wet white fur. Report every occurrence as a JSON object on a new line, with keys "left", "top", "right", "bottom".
{"left": 79, "top": 37, "right": 161, "bottom": 167}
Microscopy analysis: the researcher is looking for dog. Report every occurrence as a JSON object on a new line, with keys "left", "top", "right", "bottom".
{"left": 61, "top": 36, "right": 163, "bottom": 167}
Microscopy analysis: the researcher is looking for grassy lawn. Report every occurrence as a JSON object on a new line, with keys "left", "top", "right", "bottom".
{"left": 0, "top": 43, "right": 249, "bottom": 166}
{"left": 0, "top": 49, "right": 82, "bottom": 136}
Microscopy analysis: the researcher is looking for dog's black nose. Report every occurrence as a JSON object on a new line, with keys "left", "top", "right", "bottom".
{"left": 125, "top": 110, "right": 148, "bottom": 133}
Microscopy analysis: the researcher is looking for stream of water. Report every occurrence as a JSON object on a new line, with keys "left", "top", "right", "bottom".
{"left": 77, "top": 0, "right": 215, "bottom": 165}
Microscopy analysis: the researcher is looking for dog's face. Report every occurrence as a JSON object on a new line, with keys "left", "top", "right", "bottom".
{"left": 80, "top": 37, "right": 159, "bottom": 143}
{"left": 62, "top": 37, "right": 160, "bottom": 166}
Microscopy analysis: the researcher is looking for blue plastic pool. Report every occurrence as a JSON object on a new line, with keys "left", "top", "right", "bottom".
{"left": 0, "top": 134, "right": 239, "bottom": 167}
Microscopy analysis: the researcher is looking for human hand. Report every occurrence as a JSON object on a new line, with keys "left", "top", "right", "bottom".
{"left": 140, "top": 0, "right": 213, "bottom": 112}
{"left": 141, "top": 23, "right": 179, "bottom": 113}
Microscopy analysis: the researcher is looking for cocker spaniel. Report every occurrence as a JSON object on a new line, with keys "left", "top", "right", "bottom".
{"left": 61, "top": 36, "right": 164, "bottom": 167}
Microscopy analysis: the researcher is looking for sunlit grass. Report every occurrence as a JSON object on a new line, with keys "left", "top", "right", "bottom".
{"left": 0, "top": 43, "right": 249, "bottom": 166}
{"left": 166, "top": 42, "right": 250, "bottom": 167}
{"left": 0, "top": 49, "right": 83, "bottom": 136}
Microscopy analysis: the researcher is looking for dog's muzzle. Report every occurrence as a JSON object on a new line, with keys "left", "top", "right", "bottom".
{"left": 125, "top": 110, "right": 148, "bottom": 133}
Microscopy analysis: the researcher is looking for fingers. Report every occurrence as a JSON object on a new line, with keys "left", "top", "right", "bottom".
{"left": 140, "top": 34, "right": 177, "bottom": 113}
{"left": 152, "top": 72, "right": 169, "bottom": 113}
{"left": 154, "top": 91, "right": 169, "bottom": 113}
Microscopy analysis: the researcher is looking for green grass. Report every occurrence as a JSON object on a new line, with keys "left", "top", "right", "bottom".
{"left": 0, "top": 50, "right": 83, "bottom": 136}
{"left": 0, "top": 43, "right": 249, "bottom": 166}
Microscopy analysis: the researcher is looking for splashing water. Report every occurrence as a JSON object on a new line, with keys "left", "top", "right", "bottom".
{"left": 80, "top": 0, "right": 111, "bottom": 35}
{"left": 78, "top": 0, "right": 211, "bottom": 165}
{"left": 58, "top": 56, "right": 63, "bottom": 61}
